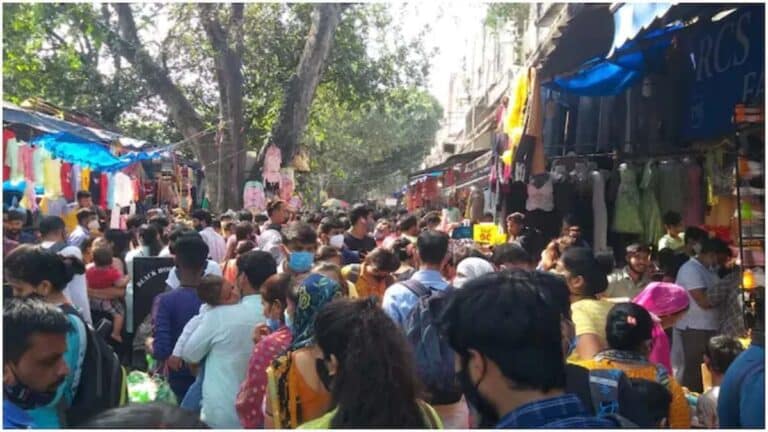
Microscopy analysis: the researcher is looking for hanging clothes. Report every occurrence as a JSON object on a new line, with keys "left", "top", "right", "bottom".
{"left": 612, "top": 163, "right": 643, "bottom": 235}
{"left": 106, "top": 172, "right": 117, "bottom": 209}
{"left": 512, "top": 135, "right": 536, "bottom": 183}
{"left": 112, "top": 172, "right": 134, "bottom": 208}
{"left": 526, "top": 175, "right": 555, "bottom": 212}
{"left": 19, "top": 181, "right": 38, "bottom": 211}
{"left": 33, "top": 146, "right": 49, "bottom": 185}
{"left": 243, "top": 180, "right": 266, "bottom": 212}
{"left": 6, "top": 135, "right": 21, "bottom": 181}
{"left": 71, "top": 164, "right": 81, "bottom": 195}
{"left": 89, "top": 172, "right": 102, "bottom": 207}
{"left": 60, "top": 162, "right": 75, "bottom": 201}
{"left": 682, "top": 159, "right": 705, "bottom": 227}
{"left": 18, "top": 144, "right": 35, "bottom": 182}
{"left": 279, "top": 167, "right": 295, "bottom": 202}
{"left": 43, "top": 158, "right": 62, "bottom": 199}
{"left": 110, "top": 204, "right": 121, "bottom": 229}
{"left": 3, "top": 129, "right": 16, "bottom": 181}
{"left": 592, "top": 170, "right": 608, "bottom": 253}
{"left": 262, "top": 145, "right": 282, "bottom": 184}
{"left": 80, "top": 167, "right": 91, "bottom": 192}
{"left": 99, "top": 173, "right": 109, "bottom": 208}
{"left": 639, "top": 161, "right": 664, "bottom": 247}
{"left": 656, "top": 160, "right": 685, "bottom": 217}
{"left": 525, "top": 68, "right": 547, "bottom": 176}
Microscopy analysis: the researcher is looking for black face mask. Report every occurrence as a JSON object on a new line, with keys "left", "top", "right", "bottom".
{"left": 315, "top": 358, "right": 334, "bottom": 392}
{"left": 4, "top": 366, "right": 61, "bottom": 410}
{"left": 456, "top": 356, "right": 499, "bottom": 428}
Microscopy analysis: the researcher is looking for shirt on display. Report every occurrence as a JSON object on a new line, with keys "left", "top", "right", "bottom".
{"left": 60, "top": 162, "right": 74, "bottom": 201}
{"left": 43, "top": 158, "right": 62, "bottom": 198}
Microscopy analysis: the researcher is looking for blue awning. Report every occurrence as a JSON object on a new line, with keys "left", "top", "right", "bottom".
{"left": 609, "top": 3, "right": 676, "bottom": 56}
{"left": 544, "top": 22, "right": 683, "bottom": 96}
{"left": 32, "top": 132, "right": 165, "bottom": 172}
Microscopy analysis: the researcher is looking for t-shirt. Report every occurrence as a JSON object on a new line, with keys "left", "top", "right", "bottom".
{"left": 675, "top": 257, "right": 719, "bottom": 331}
{"left": 343, "top": 232, "right": 376, "bottom": 255}
{"left": 718, "top": 344, "right": 764, "bottom": 428}
{"left": 658, "top": 233, "right": 685, "bottom": 252}
{"left": 569, "top": 298, "right": 614, "bottom": 361}
{"left": 86, "top": 266, "right": 123, "bottom": 290}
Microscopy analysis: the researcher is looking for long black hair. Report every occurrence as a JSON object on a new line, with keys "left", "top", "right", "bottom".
{"left": 138, "top": 225, "right": 163, "bottom": 257}
{"left": 314, "top": 297, "right": 426, "bottom": 428}
{"left": 4, "top": 245, "right": 84, "bottom": 292}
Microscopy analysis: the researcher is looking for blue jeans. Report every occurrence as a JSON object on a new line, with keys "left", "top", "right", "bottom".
{"left": 180, "top": 362, "right": 205, "bottom": 412}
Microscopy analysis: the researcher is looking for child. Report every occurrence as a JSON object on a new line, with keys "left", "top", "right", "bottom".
{"left": 658, "top": 212, "right": 685, "bottom": 252}
{"left": 170, "top": 274, "right": 240, "bottom": 412}
{"left": 85, "top": 247, "right": 129, "bottom": 342}
{"left": 696, "top": 336, "right": 745, "bottom": 428}
{"left": 629, "top": 378, "right": 673, "bottom": 427}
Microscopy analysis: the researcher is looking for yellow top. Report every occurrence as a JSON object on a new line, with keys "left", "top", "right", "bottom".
{"left": 568, "top": 299, "right": 614, "bottom": 361}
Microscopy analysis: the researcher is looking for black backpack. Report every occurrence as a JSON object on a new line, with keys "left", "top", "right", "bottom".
{"left": 59, "top": 304, "right": 127, "bottom": 425}
{"left": 400, "top": 280, "right": 462, "bottom": 405}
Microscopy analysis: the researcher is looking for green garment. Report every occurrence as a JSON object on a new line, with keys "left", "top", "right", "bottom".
{"left": 639, "top": 161, "right": 664, "bottom": 246}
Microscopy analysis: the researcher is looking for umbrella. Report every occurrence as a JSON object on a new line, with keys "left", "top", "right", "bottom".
{"left": 322, "top": 198, "right": 349, "bottom": 209}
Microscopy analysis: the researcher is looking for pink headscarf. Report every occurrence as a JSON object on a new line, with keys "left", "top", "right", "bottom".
{"left": 632, "top": 282, "right": 690, "bottom": 373}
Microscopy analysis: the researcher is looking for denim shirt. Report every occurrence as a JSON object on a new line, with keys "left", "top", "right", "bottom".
{"left": 382, "top": 269, "right": 448, "bottom": 327}
{"left": 496, "top": 394, "right": 618, "bottom": 428}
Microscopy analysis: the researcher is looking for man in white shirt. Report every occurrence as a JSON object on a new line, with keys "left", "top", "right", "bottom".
{"left": 161, "top": 227, "right": 222, "bottom": 289}
{"left": 39, "top": 216, "right": 92, "bottom": 325}
{"left": 192, "top": 209, "right": 226, "bottom": 264}
{"left": 673, "top": 238, "right": 721, "bottom": 393}
{"left": 67, "top": 208, "right": 97, "bottom": 248}
{"left": 180, "top": 250, "right": 277, "bottom": 429}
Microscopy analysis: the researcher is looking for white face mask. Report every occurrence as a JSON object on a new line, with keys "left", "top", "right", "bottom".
{"left": 329, "top": 234, "right": 345, "bottom": 249}
{"left": 87, "top": 220, "right": 100, "bottom": 230}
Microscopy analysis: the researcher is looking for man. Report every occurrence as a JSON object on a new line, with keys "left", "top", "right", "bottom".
{"left": 344, "top": 204, "right": 376, "bottom": 257}
{"left": 382, "top": 230, "right": 467, "bottom": 427}
{"left": 718, "top": 287, "right": 764, "bottom": 428}
{"left": 152, "top": 235, "right": 207, "bottom": 400}
{"left": 4, "top": 298, "right": 71, "bottom": 429}
{"left": 191, "top": 209, "right": 226, "bottom": 263}
{"left": 181, "top": 251, "right": 276, "bottom": 428}
{"left": 67, "top": 208, "right": 96, "bottom": 248}
{"left": 4, "top": 208, "right": 35, "bottom": 245}
{"left": 162, "top": 228, "right": 222, "bottom": 290}
{"left": 443, "top": 197, "right": 462, "bottom": 226}
{"left": 318, "top": 217, "right": 359, "bottom": 265}
{"left": 492, "top": 243, "right": 533, "bottom": 271}
{"left": 506, "top": 212, "right": 545, "bottom": 259}
{"left": 439, "top": 270, "right": 619, "bottom": 428}
{"left": 604, "top": 243, "right": 653, "bottom": 301}
{"left": 258, "top": 200, "right": 289, "bottom": 264}
{"left": 420, "top": 211, "right": 442, "bottom": 232}
{"left": 683, "top": 226, "right": 709, "bottom": 257}
{"left": 398, "top": 214, "right": 420, "bottom": 244}
{"left": 707, "top": 239, "right": 746, "bottom": 338}
{"left": 76, "top": 190, "right": 106, "bottom": 227}
{"left": 38, "top": 216, "right": 92, "bottom": 325}
{"left": 278, "top": 222, "right": 317, "bottom": 278}
{"left": 562, "top": 215, "right": 590, "bottom": 249}
{"left": 673, "top": 238, "right": 721, "bottom": 393}
{"left": 658, "top": 211, "right": 685, "bottom": 252}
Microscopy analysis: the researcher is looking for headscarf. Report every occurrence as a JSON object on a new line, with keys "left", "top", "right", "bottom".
{"left": 290, "top": 273, "right": 341, "bottom": 350}
{"left": 632, "top": 282, "right": 689, "bottom": 373}
{"left": 454, "top": 257, "right": 495, "bottom": 288}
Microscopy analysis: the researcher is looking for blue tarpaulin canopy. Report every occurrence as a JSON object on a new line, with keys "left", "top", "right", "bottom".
{"left": 543, "top": 22, "right": 684, "bottom": 96}
{"left": 609, "top": 3, "right": 676, "bottom": 56}
{"left": 32, "top": 132, "right": 165, "bottom": 172}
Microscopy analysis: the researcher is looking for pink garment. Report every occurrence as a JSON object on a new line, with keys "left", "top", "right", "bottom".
{"left": 262, "top": 145, "right": 282, "bottom": 184}
{"left": 243, "top": 181, "right": 266, "bottom": 211}
{"left": 279, "top": 169, "right": 294, "bottom": 201}
{"left": 683, "top": 162, "right": 704, "bottom": 227}
{"left": 19, "top": 145, "right": 35, "bottom": 181}
{"left": 632, "top": 282, "right": 689, "bottom": 372}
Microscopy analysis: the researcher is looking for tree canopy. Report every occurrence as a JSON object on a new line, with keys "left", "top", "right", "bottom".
{"left": 3, "top": 3, "right": 442, "bottom": 208}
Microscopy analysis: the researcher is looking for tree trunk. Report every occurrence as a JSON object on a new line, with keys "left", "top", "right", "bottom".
{"left": 104, "top": 4, "right": 222, "bottom": 210}
{"left": 255, "top": 3, "right": 346, "bottom": 178}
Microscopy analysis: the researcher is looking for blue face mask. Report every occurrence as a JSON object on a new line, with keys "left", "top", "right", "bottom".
{"left": 266, "top": 317, "right": 281, "bottom": 332}
{"left": 288, "top": 251, "right": 314, "bottom": 273}
{"left": 284, "top": 309, "right": 294, "bottom": 331}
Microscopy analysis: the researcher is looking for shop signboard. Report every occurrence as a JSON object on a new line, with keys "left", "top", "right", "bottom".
{"left": 681, "top": 5, "right": 764, "bottom": 140}
{"left": 132, "top": 257, "right": 174, "bottom": 333}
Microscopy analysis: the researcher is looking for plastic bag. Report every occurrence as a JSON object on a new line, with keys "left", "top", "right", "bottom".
{"left": 127, "top": 370, "right": 178, "bottom": 405}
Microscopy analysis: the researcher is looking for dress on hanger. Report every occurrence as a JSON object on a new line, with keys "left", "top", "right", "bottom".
{"left": 592, "top": 170, "right": 608, "bottom": 252}
{"left": 612, "top": 163, "right": 643, "bottom": 235}
{"left": 640, "top": 161, "right": 664, "bottom": 246}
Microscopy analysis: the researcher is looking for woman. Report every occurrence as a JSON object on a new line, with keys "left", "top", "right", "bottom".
{"left": 222, "top": 240, "right": 256, "bottom": 284}
{"left": 453, "top": 257, "right": 494, "bottom": 288}
{"left": 576, "top": 302, "right": 691, "bottom": 428}
{"left": 265, "top": 274, "right": 342, "bottom": 428}
{"left": 391, "top": 237, "right": 417, "bottom": 282}
{"left": 313, "top": 262, "right": 357, "bottom": 298}
{"left": 632, "top": 282, "right": 690, "bottom": 373}
{"left": 557, "top": 247, "right": 614, "bottom": 361}
{"left": 299, "top": 297, "right": 442, "bottom": 429}
{"left": 3, "top": 245, "right": 88, "bottom": 428}
{"left": 236, "top": 273, "right": 294, "bottom": 428}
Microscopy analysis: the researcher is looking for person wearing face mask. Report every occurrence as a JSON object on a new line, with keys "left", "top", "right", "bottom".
{"left": 237, "top": 273, "right": 295, "bottom": 428}
{"left": 354, "top": 248, "right": 399, "bottom": 300}
{"left": 299, "top": 297, "right": 443, "bottom": 428}
{"left": 672, "top": 238, "right": 722, "bottom": 393}
{"left": 398, "top": 214, "right": 420, "bottom": 245}
{"left": 279, "top": 222, "right": 319, "bottom": 280}
{"left": 265, "top": 274, "right": 342, "bottom": 428}
{"left": 318, "top": 217, "right": 359, "bottom": 265}
{"left": 439, "top": 270, "right": 620, "bottom": 428}
{"left": 3, "top": 246, "right": 88, "bottom": 428}
{"left": 191, "top": 209, "right": 226, "bottom": 264}
{"left": 344, "top": 205, "right": 376, "bottom": 258}
{"left": 4, "top": 298, "right": 71, "bottom": 429}
{"left": 604, "top": 244, "right": 654, "bottom": 301}
{"left": 576, "top": 302, "right": 691, "bottom": 428}
{"left": 67, "top": 208, "right": 98, "bottom": 248}
{"left": 683, "top": 226, "right": 709, "bottom": 257}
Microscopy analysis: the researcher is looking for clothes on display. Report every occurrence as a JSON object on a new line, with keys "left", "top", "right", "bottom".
{"left": 592, "top": 170, "right": 608, "bottom": 252}
{"left": 639, "top": 161, "right": 664, "bottom": 247}
{"left": 612, "top": 163, "right": 643, "bottom": 235}
{"left": 262, "top": 145, "right": 282, "bottom": 185}
{"left": 526, "top": 174, "right": 554, "bottom": 212}
{"left": 243, "top": 180, "right": 266, "bottom": 212}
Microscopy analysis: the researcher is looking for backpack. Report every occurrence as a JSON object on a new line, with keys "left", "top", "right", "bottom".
{"left": 400, "top": 280, "right": 462, "bottom": 405}
{"left": 47, "top": 241, "right": 69, "bottom": 254}
{"left": 586, "top": 368, "right": 639, "bottom": 427}
{"left": 59, "top": 304, "right": 127, "bottom": 425}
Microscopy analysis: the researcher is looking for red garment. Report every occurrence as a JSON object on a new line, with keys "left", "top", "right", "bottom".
{"left": 236, "top": 326, "right": 292, "bottom": 428}
{"left": 86, "top": 266, "right": 122, "bottom": 290}
{"left": 3, "top": 129, "right": 15, "bottom": 181}
{"left": 60, "top": 163, "right": 74, "bottom": 201}
{"left": 100, "top": 173, "right": 109, "bottom": 208}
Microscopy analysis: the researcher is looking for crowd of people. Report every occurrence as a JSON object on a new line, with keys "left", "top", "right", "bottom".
{"left": 2, "top": 194, "right": 764, "bottom": 429}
